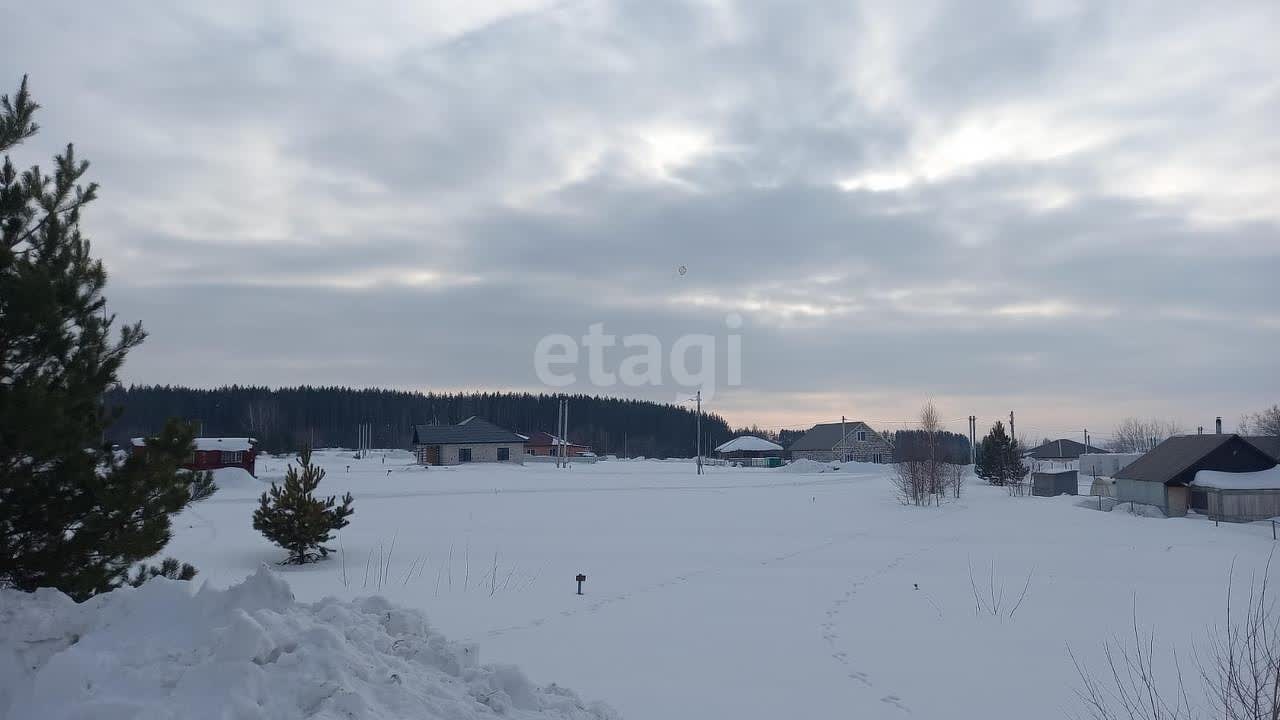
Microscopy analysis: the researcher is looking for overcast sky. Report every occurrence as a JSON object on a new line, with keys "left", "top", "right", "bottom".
{"left": 7, "top": 0, "right": 1278, "bottom": 439}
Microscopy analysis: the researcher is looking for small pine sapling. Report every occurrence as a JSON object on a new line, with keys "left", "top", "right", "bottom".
{"left": 253, "top": 447, "right": 354, "bottom": 564}
{"left": 127, "top": 557, "right": 197, "bottom": 587}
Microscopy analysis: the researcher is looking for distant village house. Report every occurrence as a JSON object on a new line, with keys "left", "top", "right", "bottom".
{"left": 131, "top": 437, "right": 258, "bottom": 477}
{"left": 521, "top": 431, "right": 592, "bottom": 457}
{"left": 1114, "top": 434, "right": 1280, "bottom": 520}
{"left": 1024, "top": 439, "right": 1107, "bottom": 461}
{"left": 411, "top": 417, "right": 526, "bottom": 466}
{"left": 787, "top": 421, "right": 891, "bottom": 463}
{"left": 714, "top": 435, "right": 783, "bottom": 460}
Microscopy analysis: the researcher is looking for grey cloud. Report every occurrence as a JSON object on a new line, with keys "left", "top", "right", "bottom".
{"left": 5, "top": 0, "right": 1278, "bottom": 432}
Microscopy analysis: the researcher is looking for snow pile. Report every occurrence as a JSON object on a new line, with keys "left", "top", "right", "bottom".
{"left": 1193, "top": 466, "right": 1280, "bottom": 490}
{"left": 779, "top": 458, "right": 835, "bottom": 473}
{"left": 1110, "top": 502, "right": 1167, "bottom": 518}
{"left": 0, "top": 568, "right": 617, "bottom": 720}
{"left": 209, "top": 466, "right": 268, "bottom": 493}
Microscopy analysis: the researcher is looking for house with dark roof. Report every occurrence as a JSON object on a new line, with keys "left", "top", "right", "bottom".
{"left": 1024, "top": 439, "right": 1108, "bottom": 461}
{"left": 1248, "top": 436, "right": 1280, "bottom": 463}
{"left": 521, "top": 431, "right": 592, "bottom": 458}
{"left": 788, "top": 421, "right": 891, "bottom": 463}
{"left": 410, "top": 417, "right": 526, "bottom": 466}
{"left": 1113, "top": 434, "right": 1278, "bottom": 517}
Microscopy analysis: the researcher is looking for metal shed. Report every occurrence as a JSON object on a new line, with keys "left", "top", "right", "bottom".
{"left": 1032, "top": 470, "right": 1078, "bottom": 497}
{"left": 1191, "top": 467, "right": 1280, "bottom": 523}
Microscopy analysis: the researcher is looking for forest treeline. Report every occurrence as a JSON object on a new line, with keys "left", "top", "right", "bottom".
{"left": 106, "top": 385, "right": 731, "bottom": 458}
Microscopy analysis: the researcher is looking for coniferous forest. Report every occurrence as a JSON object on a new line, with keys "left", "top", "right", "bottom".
{"left": 105, "top": 385, "right": 732, "bottom": 458}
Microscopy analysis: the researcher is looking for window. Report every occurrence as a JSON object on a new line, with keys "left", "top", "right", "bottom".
{"left": 459, "top": 448, "right": 473, "bottom": 463}
{"left": 221, "top": 450, "right": 242, "bottom": 464}
{"left": 857, "top": 430, "right": 867, "bottom": 442}
{"left": 873, "top": 452, "right": 883, "bottom": 463}
{"left": 497, "top": 447, "right": 510, "bottom": 461}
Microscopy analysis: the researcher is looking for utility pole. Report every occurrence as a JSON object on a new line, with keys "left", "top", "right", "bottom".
{"left": 969, "top": 415, "right": 976, "bottom": 464}
{"left": 563, "top": 398, "right": 570, "bottom": 468}
{"left": 695, "top": 391, "right": 703, "bottom": 475}
{"left": 1009, "top": 411, "right": 1016, "bottom": 445}
{"left": 841, "top": 415, "right": 847, "bottom": 463}
{"left": 556, "top": 399, "right": 564, "bottom": 468}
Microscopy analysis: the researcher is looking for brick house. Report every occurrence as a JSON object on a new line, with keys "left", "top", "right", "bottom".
{"left": 788, "top": 421, "right": 891, "bottom": 463}
{"left": 131, "top": 437, "right": 258, "bottom": 477}
{"left": 410, "top": 417, "right": 526, "bottom": 466}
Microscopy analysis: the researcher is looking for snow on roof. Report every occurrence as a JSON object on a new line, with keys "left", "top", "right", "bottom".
{"left": 1192, "top": 466, "right": 1280, "bottom": 490}
{"left": 522, "top": 431, "right": 586, "bottom": 447}
{"left": 131, "top": 437, "right": 256, "bottom": 452}
{"left": 715, "top": 435, "right": 783, "bottom": 453}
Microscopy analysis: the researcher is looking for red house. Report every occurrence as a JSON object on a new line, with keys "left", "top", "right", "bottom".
{"left": 131, "top": 437, "right": 259, "bottom": 477}
{"left": 521, "top": 431, "right": 592, "bottom": 457}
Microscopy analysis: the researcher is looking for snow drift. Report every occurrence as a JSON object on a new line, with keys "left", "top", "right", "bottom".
{"left": 779, "top": 458, "right": 834, "bottom": 473}
{"left": 0, "top": 568, "right": 617, "bottom": 720}
{"left": 209, "top": 466, "right": 268, "bottom": 493}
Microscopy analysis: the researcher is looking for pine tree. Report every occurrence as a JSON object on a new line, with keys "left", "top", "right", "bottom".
{"left": 253, "top": 447, "right": 354, "bottom": 564}
{"left": 0, "top": 77, "right": 207, "bottom": 600}
{"left": 975, "top": 421, "right": 1027, "bottom": 486}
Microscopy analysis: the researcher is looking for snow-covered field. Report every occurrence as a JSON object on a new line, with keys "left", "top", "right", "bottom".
{"left": 10, "top": 452, "right": 1279, "bottom": 718}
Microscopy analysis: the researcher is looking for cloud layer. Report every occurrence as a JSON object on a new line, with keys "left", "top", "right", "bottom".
{"left": 7, "top": 0, "right": 1278, "bottom": 438}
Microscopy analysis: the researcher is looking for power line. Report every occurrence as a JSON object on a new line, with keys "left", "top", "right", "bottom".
{"left": 733, "top": 417, "right": 971, "bottom": 430}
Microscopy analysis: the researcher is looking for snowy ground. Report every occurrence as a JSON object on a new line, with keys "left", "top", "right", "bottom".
{"left": 72, "top": 453, "right": 1280, "bottom": 717}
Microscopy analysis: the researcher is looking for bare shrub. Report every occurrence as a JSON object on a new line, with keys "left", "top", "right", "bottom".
{"left": 1109, "top": 418, "right": 1185, "bottom": 453}
{"left": 1069, "top": 606, "right": 1196, "bottom": 720}
{"left": 1240, "top": 405, "right": 1280, "bottom": 438}
{"left": 892, "top": 400, "right": 956, "bottom": 505}
{"left": 946, "top": 462, "right": 966, "bottom": 499}
{"left": 968, "top": 559, "right": 1032, "bottom": 621}
{"left": 1201, "top": 559, "right": 1280, "bottom": 719}
{"left": 1073, "top": 555, "right": 1280, "bottom": 720}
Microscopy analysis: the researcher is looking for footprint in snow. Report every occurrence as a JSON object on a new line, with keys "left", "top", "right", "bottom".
{"left": 881, "top": 695, "right": 911, "bottom": 713}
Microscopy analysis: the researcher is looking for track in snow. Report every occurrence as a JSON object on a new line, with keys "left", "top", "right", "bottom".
{"left": 467, "top": 529, "right": 871, "bottom": 644}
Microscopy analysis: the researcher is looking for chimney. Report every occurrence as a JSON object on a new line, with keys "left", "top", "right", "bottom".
{"left": 1216, "top": 417, "right": 1222, "bottom": 434}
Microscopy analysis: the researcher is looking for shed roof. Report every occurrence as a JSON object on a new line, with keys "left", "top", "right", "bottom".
{"left": 522, "top": 431, "right": 587, "bottom": 448}
{"left": 1025, "top": 438, "right": 1107, "bottom": 459}
{"left": 1246, "top": 436, "right": 1280, "bottom": 463}
{"left": 1115, "top": 434, "right": 1276, "bottom": 485}
{"left": 715, "top": 435, "right": 783, "bottom": 453}
{"left": 132, "top": 437, "right": 256, "bottom": 452}
{"left": 787, "top": 421, "right": 878, "bottom": 451}
{"left": 411, "top": 417, "right": 526, "bottom": 445}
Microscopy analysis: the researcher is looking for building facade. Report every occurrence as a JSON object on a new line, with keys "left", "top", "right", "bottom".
{"left": 787, "top": 421, "right": 892, "bottom": 463}
{"left": 521, "top": 431, "right": 592, "bottom": 457}
{"left": 131, "top": 437, "right": 258, "bottom": 477}
{"left": 411, "top": 417, "right": 526, "bottom": 466}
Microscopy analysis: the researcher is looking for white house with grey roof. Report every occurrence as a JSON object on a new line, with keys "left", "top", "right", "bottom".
{"left": 787, "top": 421, "right": 891, "bottom": 463}
{"left": 410, "top": 417, "right": 526, "bottom": 466}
